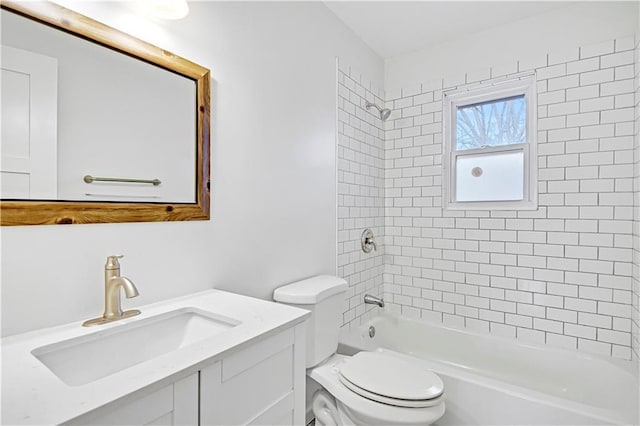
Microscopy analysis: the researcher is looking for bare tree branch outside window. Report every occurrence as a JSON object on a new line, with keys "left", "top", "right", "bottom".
{"left": 456, "top": 95, "right": 526, "bottom": 151}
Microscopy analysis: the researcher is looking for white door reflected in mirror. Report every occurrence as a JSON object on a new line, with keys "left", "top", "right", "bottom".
{"left": 1, "top": 45, "right": 58, "bottom": 199}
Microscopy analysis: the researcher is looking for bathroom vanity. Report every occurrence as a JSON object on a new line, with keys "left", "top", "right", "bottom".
{"left": 1, "top": 290, "right": 309, "bottom": 425}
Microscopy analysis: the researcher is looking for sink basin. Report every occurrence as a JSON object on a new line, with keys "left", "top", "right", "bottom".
{"left": 32, "top": 308, "right": 240, "bottom": 386}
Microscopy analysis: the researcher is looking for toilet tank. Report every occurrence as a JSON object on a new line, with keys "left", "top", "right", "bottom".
{"left": 273, "top": 275, "right": 347, "bottom": 368}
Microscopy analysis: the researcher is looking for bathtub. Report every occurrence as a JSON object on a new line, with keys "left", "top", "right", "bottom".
{"left": 338, "top": 313, "right": 639, "bottom": 425}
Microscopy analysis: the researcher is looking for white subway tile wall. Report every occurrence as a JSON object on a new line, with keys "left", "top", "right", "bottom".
{"left": 337, "top": 36, "right": 639, "bottom": 360}
{"left": 337, "top": 60, "right": 385, "bottom": 329}
{"left": 632, "top": 37, "right": 640, "bottom": 364}
{"left": 381, "top": 36, "right": 637, "bottom": 360}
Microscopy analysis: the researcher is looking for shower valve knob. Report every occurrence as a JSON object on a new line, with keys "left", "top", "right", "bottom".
{"left": 361, "top": 228, "right": 377, "bottom": 253}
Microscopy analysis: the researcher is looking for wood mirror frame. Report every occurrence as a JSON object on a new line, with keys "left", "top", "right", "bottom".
{"left": 0, "top": 1, "right": 210, "bottom": 226}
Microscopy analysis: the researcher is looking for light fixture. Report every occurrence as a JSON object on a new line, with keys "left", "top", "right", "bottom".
{"left": 139, "top": 0, "right": 189, "bottom": 20}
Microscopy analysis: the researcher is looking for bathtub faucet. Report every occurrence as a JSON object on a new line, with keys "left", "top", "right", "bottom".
{"left": 364, "top": 294, "right": 384, "bottom": 308}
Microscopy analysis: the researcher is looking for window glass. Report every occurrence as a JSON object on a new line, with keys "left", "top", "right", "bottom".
{"left": 455, "top": 151, "right": 524, "bottom": 202}
{"left": 456, "top": 95, "right": 526, "bottom": 151}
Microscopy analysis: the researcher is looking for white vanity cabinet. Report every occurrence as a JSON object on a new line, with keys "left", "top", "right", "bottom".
{"left": 65, "top": 324, "right": 306, "bottom": 426}
{"left": 2, "top": 290, "right": 310, "bottom": 426}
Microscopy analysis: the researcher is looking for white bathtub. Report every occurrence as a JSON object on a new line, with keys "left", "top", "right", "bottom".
{"left": 338, "top": 314, "right": 639, "bottom": 425}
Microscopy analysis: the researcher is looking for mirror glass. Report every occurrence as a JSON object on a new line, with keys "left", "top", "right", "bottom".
{"left": 0, "top": 2, "right": 210, "bottom": 225}
{"left": 2, "top": 8, "right": 196, "bottom": 203}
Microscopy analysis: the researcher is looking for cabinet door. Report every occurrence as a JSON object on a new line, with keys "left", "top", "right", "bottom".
{"left": 200, "top": 325, "right": 306, "bottom": 426}
{"left": 67, "top": 373, "right": 198, "bottom": 426}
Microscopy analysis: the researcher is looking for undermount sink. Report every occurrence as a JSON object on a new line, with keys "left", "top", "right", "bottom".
{"left": 31, "top": 308, "right": 240, "bottom": 386}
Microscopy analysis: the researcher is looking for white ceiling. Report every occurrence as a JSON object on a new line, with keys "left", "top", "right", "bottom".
{"left": 324, "top": 1, "right": 573, "bottom": 59}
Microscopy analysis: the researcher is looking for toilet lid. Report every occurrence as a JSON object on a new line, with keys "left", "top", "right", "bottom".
{"left": 339, "top": 351, "right": 444, "bottom": 407}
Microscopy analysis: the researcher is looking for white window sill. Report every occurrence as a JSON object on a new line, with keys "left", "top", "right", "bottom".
{"left": 444, "top": 200, "right": 539, "bottom": 211}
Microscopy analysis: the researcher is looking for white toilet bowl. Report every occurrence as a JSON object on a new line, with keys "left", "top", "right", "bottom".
{"left": 309, "top": 352, "right": 445, "bottom": 426}
{"left": 273, "top": 276, "right": 446, "bottom": 425}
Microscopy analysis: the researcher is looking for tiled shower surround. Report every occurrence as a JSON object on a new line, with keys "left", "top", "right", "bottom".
{"left": 337, "top": 60, "right": 386, "bottom": 326}
{"left": 338, "top": 35, "right": 640, "bottom": 361}
{"left": 633, "top": 39, "right": 640, "bottom": 364}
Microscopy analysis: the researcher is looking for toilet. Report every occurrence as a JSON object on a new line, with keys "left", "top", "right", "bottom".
{"left": 274, "top": 276, "right": 445, "bottom": 426}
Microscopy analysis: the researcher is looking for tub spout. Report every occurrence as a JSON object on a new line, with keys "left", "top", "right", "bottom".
{"left": 364, "top": 294, "right": 384, "bottom": 308}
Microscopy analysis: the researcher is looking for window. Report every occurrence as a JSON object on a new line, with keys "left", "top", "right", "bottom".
{"left": 443, "top": 76, "right": 537, "bottom": 210}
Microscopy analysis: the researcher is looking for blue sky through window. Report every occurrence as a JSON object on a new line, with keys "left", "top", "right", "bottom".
{"left": 456, "top": 95, "right": 526, "bottom": 151}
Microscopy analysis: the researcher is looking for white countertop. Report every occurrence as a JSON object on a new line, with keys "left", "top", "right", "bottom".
{"left": 1, "top": 289, "right": 310, "bottom": 425}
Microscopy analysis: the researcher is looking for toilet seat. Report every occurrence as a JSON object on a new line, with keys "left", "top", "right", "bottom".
{"left": 308, "top": 353, "right": 445, "bottom": 426}
{"left": 339, "top": 376, "right": 443, "bottom": 408}
{"left": 338, "top": 351, "right": 444, "bottom": 408}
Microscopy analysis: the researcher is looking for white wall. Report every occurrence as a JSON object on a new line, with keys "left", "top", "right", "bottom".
{"left": 0, "top": 1, "right": 383, "bottom": 336}
{"left": 385, "top": 2, "right": 639, "bottom": 92}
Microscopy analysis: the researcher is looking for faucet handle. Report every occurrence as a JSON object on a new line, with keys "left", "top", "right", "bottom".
{"left": 105, "top": 255, "right": 124, "bottom": 269}
{"left": 361, "top": 229, "right": 377, "bottom": 253}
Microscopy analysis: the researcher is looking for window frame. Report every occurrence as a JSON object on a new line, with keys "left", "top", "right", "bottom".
{"left": 443, "top": 75, "right": 538, "bottom": 211}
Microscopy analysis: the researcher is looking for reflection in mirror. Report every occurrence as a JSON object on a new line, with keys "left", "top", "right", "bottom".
{"left": 0, "top": 1, "right": 210, "bottom": 225}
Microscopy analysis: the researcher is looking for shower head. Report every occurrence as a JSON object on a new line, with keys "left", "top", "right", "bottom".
{"left": 365, "top": 101, "right": 391, "bottom": 122}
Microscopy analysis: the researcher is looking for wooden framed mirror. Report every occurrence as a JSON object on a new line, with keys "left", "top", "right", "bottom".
{"left": 0, "top": 1, "right": 210, "bottom": 225}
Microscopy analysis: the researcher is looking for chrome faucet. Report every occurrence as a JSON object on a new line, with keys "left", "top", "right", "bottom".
{"left": 364, "top": 294, "right": 384, "bottom": 308}
{"left": 83, "top": 255, "right": 141, "bottom": 327}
